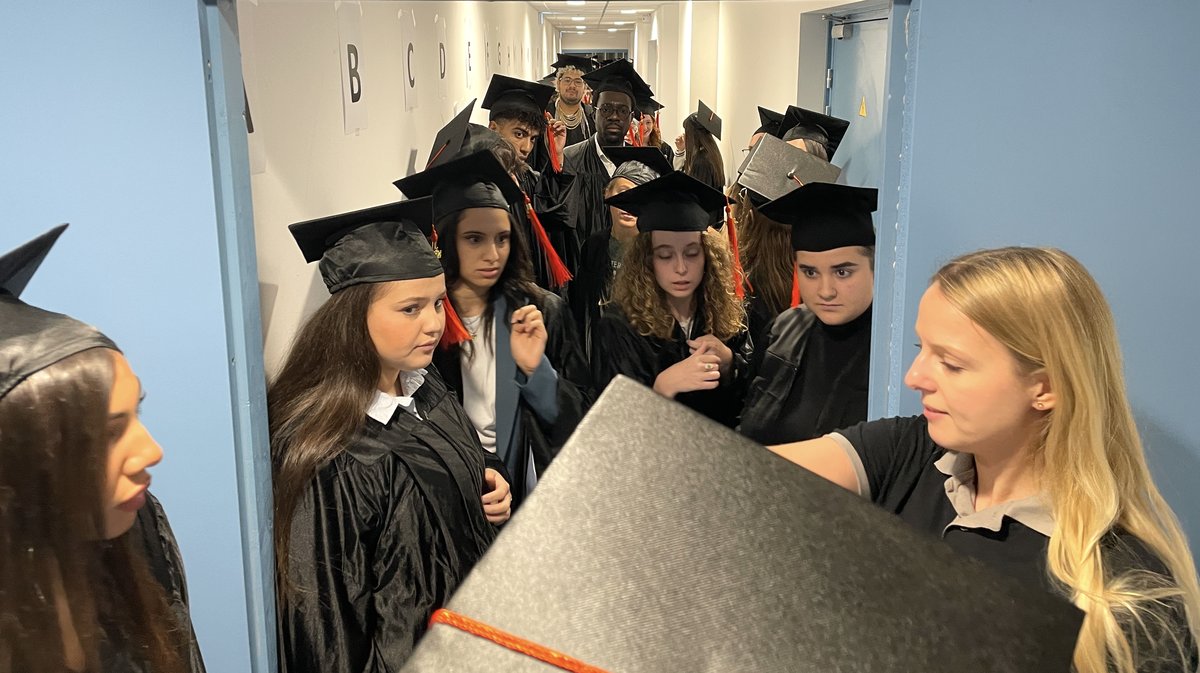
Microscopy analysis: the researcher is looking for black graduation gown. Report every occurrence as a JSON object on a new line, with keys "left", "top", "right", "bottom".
{"left": 739, "top": 305, "right": 872, "bottom": 444}
{"left": 279, "top": 369, "right": 499, "bottom": 673}
{"left": 527, "top": 99, "right": 595, "bottom": 176}
{"left": 514, "top": 166, "right": 578, "bottom": 284}
{"left": 434, "top": 289, "right": 594, "bottom": 510}
{"left": 569, "top": 230, "right": 624, "bottom": 361}
{"left": 563, "top": 135, "right": 621, "bottom": 251}
{"left": 590, "top": 302, "right": 754, "bottom": 428}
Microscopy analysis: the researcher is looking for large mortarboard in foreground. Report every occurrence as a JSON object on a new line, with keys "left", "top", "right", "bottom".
{"left": 737, "top": 133, "right": 842, "bottom": 205}
{"left": 0, "top": 225, "right": 117, "bottom": 400}
{"left": 778, "top": 105, "right": 851, "bottom": 160}
{"left": 403, "top": 377, "right": 1083, "bottom": 673}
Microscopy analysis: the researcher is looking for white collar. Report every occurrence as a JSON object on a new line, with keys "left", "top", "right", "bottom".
{"left": 594, "top": 135, "right": 617, "bottom": 177}
{"left": 365, "top": 369, "right": 427, "bottom": 424}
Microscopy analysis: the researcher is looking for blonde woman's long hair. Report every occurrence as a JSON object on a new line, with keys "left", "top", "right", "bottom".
{"left": 935, "top": 247, "right": 1200, "bottom": 673}
{"left": 611, "top": 229, "right": 746, "bottom": 341}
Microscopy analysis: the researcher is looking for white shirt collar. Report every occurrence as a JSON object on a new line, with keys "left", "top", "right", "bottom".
{"left": 594, "top": 135, "right": 617, "bottom": 177}
{"left": 366, "top": 369, "right": 427, "bottom": 424}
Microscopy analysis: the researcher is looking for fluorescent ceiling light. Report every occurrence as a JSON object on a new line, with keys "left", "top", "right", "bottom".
{"left": 576, "top": 30, "right": 585, "bottom": 34}
{"left": 620, "top": 8, "right": 648, "bottom": 14}
{"left": 576, "top": 25, "right": 586, "bottom": 29}
{"left": 566, "top": 0, "right": 586, "bottom": 5}
{"left": 571, "top": 16, "right": 585, "bottom": 21}
{"left": 613, "top": 21, "right": 628, "bottom": 25}
{"left": 607, "top": 28, "right": 617, "bottom": 32}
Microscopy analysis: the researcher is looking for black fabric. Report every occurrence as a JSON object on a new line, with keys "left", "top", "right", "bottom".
{"left": 569, "top": 231, "right": 626, "bottom": 361}
{"left": 777, "top": 105, "right": 850, "bottom": 159}
{"left": 434, "top": 289, "right": 594, "bottom": 510}
{"left": 562, "top": 136, "right": 619, "bottom": 250}
{"left": 589, "top": 303, "right": 753, "bottom": 428}
{"left": 279, "top": 369, "right": 498, "bottom": 673}
{"left": 758, "top": 183, "right": 877, "bottom": 252}
{"left": 581, "top": 59, "right": 651, "bottom": 101}
{"left": 292, "top": 217, "right": 441, "bottom": 294}
{"left": 692, "top": 100, "right": 722, "bottom": 139}
{"left": 513, "top": 166, "right": 578, "bottom": 285}
{"left": 401, "top": 377, "right": 1083, "bottom": 673}
{"left": 0, "top": 223, "right": 67, "bottom": 297}
{"left": 755, "top": 106, "right": 784, "bottom": 136}
{"left": 393, "top": 150, "right": 521, "bottom": 224}
{"left": 605, "top": 171, "right": 727, "bottom": 234}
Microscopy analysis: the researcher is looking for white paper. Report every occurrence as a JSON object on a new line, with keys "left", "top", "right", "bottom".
{"left": 436, "top": 15, "right": 448, "bottom": 100}
{"left": 336, "top": 1, "right": 367, "bottom": 134}
{"left": 399, "top": 8, "right": 419, "bottom": 111}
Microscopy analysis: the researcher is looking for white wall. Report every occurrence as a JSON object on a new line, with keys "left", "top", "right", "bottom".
{"left": 239, "top": 0, "right": 555, "bottom": 373}
{"left": 561, "top": 31, "right": 634, "bottom": 52}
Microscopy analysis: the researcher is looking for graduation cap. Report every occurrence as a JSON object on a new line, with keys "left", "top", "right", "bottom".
{"left": 689, "top": 99, "right": 722, "bottom": 139}
{"left": 401, "top": 377, "right": 1084, "bottom": 673}
{"left": 778, "top": 105, "right": 850, "bottom": 160}
{"left": 737, "top": 133, "right": 842, "bottom": 206}
{"left": 425, "top": 101, "right": 478, "bottom": 169}
{"left": 481, "top": 75, "right": 554, "bottom": 123}
{"left": 759, "top": 182, "right": 877, "bottom": 252}
{"left": 536, "top": 71, "right": 557, "bottom": 87}
{"left": 603, "top": 145, "right": 673, "bottom": 180}
{"left": 635, "top": 95, "right": 664, "bottom": 116}
{"left": 288, "top": 198, "right": 440, "bottom": 294}
{"left": 0, "top": 225, "right": 118, "bottom": 401}
{"left": 549, "top": 53, "right": 597, "bottom": 75}
{"left": 605, "top": 171, "right": 727, "bottom": 233}
{"left": 755, "top": 105, "right": 784, "bottom": 136}
{"left": 582, "top": 59, "right": 652, "bottom": 102}
{"left": 394, "top": 149, "right": 522, "bottom": 224}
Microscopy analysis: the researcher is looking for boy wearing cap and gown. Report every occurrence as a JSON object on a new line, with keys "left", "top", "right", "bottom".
{"left": 738, "top": 183, "right": 878, "bottom": 445}
{"left": 546, "top": 53, "right": 597, "bottom": 148}
{"left": 396, "top": 151, "right": 593, "bottom": 511}
{"left": 562, "top": 59, "right": 653, "bottom": 247}
{"left": 275, "top": 200, "right": 511, "bottom": 672}
{"left": 571, "top": 146, "right": 670, "bottom": 361}
{"left": 481, "top": 75, "right": 578, "bottom": 287}
{"left": 591, "top": 172, "right": 754, "bottom": 428}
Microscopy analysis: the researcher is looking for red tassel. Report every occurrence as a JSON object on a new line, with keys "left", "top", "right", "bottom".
{"left": 439, "top": 296, "right": 472, "bottom": 350}
{"left": 543, "top": 112, "right": 562, "bottom": 173}
{"left": 790, "top": 264, "right": 801, "bottom": 308}
{"left": 725, "top": 204, "right": 747, "bottom": 300}
{"left": 524, "top": 192, "right": 572, "bottom": 289}
{"left": 639, "top": 120, "right": 647, "bottom": 147}
{"left": 625, "top": 126, "right": 639, "bottom": 147}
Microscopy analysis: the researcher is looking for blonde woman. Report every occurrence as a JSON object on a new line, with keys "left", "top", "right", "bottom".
{"left": 771, "top": 247, "right": 1199, "bottom": 673}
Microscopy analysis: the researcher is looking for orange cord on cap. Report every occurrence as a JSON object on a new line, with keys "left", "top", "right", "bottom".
{"left": 523, "top": 191, "right": 572, "bottom": 289}
{"left": 790, "top": 263, "right": 801, "bottom": 308}
{"left": 439, "top": 296, "right": 472, "bottom": 350}
{"left": 543, "top": 111, "right": 563, "bottom": 173}
{"left": 725, "top": 203, "right": 747, "bottom": 300}
{"left": 429, "top": 609, "right": 613, "bottom": 673}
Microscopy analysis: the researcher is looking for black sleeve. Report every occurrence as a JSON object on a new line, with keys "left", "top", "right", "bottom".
{"left": 537, "top": 292, "right": 595, "bottom": 447}
{"left": 834, "top": 416, "right": 938, "bottom": 504}
{"left": 134, "top": 494, "right": 208, "bottom": 673}
{"left": 590, "top": 309, "right": 659, "bottom": 393}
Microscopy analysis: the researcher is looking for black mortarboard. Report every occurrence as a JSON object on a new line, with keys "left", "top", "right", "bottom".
{"left": 690, "top": 99, "right": 722, "bottom": 139}
{"left": 481, "top": 75, "right": 555, "bottom": 122}
{"left": 0, "top": 225, "right": 118, "bottom": 400}
{"left": 778, "top": 105, "right": 850, "bottom": 159}
{"left": 737, "top": 134, "right": 842, "bottom": 206}
{"left": 401, "top": 377, "right": 1084, "bottom": 673}
{"left": 755, "top": 106, "right": 784, "bottom": 136}
{"left": 603, "top": 145, "right": 673, "bottom": 179}
{"left": 582, "top": 59, "right": 651, "bottom": 102}
{"left": 394, "top": 149, "right": 522, "bottom": 223}
{"left": 288, "top": 198, "right": 440, "bottom": 294}
{"left": 759, "top": 182, "right": 877, "bottom": 252}
{"left": 605, "top": 171, "right": 727, "bottom": 233}
{"left": 425, "top": 100, "right": 477, "bottom": 169}
{"left": 537, "top": 71, "right": 556, "bottom": 87}
{"left": 635, "top": 95, "right": 664, "bottom": 116}
{"left": 550, "top": 53, "right": 597, "bottom": 74}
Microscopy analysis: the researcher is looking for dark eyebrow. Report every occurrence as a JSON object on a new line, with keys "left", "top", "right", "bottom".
{"left": 831, "top": 262, "right": 859, "bottom": 270}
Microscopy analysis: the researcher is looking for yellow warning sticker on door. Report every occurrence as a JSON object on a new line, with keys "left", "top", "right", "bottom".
{"left": 859, "top": 96, "right": 868, "bottom": 117}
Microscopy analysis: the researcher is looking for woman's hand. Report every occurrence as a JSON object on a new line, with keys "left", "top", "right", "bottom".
{"left": 652, "top": 342, "right": 721, "bottom": 398}
{"left": 510, "top": 305, "right": 548, "bottom": 377}
{"left": 674, "top": 133, "right": 686, "bottom": 152}
{"left": 687, "top": 334, "right": 733, "bottom": 377}
{"left": 482, "top": 468, "right": 512, "bottom": 525}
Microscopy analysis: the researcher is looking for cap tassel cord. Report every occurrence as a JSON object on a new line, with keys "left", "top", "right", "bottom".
{"left": 524, "top": 192, "right": 572, "bottom": 288}
{"left": 543, "top": 111, "right": 563, "bottom": 173}
{"left": 439, "top": 297, "right": 473, "bottom": 350}
{"left": 790, "top": 263, "right": 801, "bottom": 308}
{"left": 429, "top": 609, "right": 612, "bottom": 673}
{"left": 725, "top": 203, "right": 747, "bottom": 300}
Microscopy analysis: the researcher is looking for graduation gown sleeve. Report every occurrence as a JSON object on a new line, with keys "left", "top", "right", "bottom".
{"left": 589, "top": 305, "right": 661, "bottom": 393}
{"left": 562, "top": 138, "right": 613, "bottom": 246}
{"left": 568, "top": 232, "right": 611, "bottom": 360}
{"left": 522, "top": 290, "right": 594, "bottom": 469}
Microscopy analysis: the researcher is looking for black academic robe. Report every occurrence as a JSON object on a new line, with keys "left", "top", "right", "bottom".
{"left": 434, "top": 290, "right": 594, "bottom": 510}
{"left": 590, "top": 302, "right": 754, "bottom": 428}
{"left": 279, "top": 369, "right": 499, "bottom": 673}
{"left": 514, "top": 166, "right": 578, "bottom": 284}
{"left": 569, "top": 230, "right": 624, "bottom": 361}
{"left": 563, "top": 135, "right": 622, "bottom": 251}
{"left": 739, "top": 305, "right": 872, "bottom": 445}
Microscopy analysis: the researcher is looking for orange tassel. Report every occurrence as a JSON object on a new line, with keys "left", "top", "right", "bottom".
{"left": 790, "top": 264, "right": 801, "bottom": 308}
{"left": 439, "top": 296, "right": 472, "bottom": 350}
{"left": 524, "top": 192, "right": 572, "bottom": 289}
{"left": 725, "top": 204, "right": 747, "bottom": 300}
{"left": 429, "top": 609, "right": 612, "bottom": 673}
{"left": 543, "top": 112, "right": 562, "bottom": 173}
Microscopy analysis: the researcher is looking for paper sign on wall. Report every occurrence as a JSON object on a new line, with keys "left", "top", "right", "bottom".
{"left": 399, "top": 8, "right": 419, "bottom": 111}
{"left": 436, "top": 15, "right": 448, "bottom": 100}
{"left": 465, "top": 40, "right": 473, "bottom": 90}
{"left": 859, "top": 96, "right": 868, "bottom": 117}
{"left": 337, "top": 1, "right": 367, "bottom": 134}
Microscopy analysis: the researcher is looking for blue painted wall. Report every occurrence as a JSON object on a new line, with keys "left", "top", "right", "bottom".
{"left": 0, "top": 3, "right": 253, "bottom": 670}
{"left": 873, "top": 0, "right": 1200, "bottom": 548}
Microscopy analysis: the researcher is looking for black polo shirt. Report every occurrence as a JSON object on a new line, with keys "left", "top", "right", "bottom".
{"left": 830, "top": 416, "right": 1056, "bottom": 592}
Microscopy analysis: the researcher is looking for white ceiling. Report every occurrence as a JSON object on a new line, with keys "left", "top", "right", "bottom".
{"left": 529, "top": 1, "right": 665, "bottom": 36}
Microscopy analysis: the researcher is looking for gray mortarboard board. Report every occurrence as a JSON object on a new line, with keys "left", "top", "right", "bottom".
{"left": 481, "top": 75, "right": 555, "bottom": 123}
{"left": 582, "top": 59, "right": 653, "bottom": 102}
{"left": 288, "top": 198, "right": 439, "bottom": 294}
{"left": 605, "top": 170, "right": 727, "bottom": 232}
{"left": 778, "top": 105, "right": 850, "bottom": 160}
{"left": 737, "top": 133, "right": 842, "bottom": 206}
{"left": 550, "top": 53, "right": 598, "bottom": 75}
{"left": 689, "top": 99, "right": 722, "bottom": 139}
{"left": 0, "top": 225, "right": 118, "bottom": 400}
{"left": 394, "top": 149, "right": 522, "bottom": 223}
{"left": 603, "top": 145, "right": 674, "bottom": 180}
{"left": 755, "top": 105, "right": 785, "bottom": 136}
{"left": 759, "top": 182, "right": 877, "bottom": 252}
{"left": 402, "top": 377, "right": 1084, "bottom": 673}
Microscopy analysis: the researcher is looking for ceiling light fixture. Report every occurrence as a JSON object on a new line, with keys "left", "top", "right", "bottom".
{"left": 576, "top": 25, "right": 586, "bottom": 29}
{"left": 607, "top": 28, "right": 617, "bottom": 32}
{"left": 613, "top": 21, "right": 628, "bottom": 25}
{"left": 566, "top": 0, "right": 586, "bottom": 6}
{"left": 576, "top": 30, "right": 585, "bottom": 34}
{"left": 571, "top": 16, "right": 585, "bottom": 21}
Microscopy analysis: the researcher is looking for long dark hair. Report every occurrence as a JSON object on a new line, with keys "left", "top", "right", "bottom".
{"left": 438, "top": 208, "right": 541, "bottom": 357}
{"left": 0, "top": 348, "right": 184, "bottom": 673}
{"left": 683, "top": 115, "right": 725, "bottom": 191}
{"left": 268, "top": 284, "right": 379, "bottom": 597}
{"left": 732, "top": 186, "right": 793, "bottom": 317}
